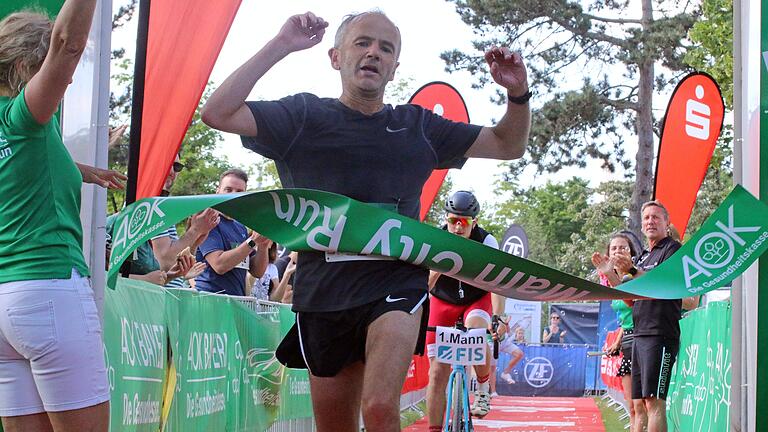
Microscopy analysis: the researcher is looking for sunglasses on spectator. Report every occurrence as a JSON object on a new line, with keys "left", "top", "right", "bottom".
{"left": 447, "top": 216, "right": 473, "bottom": 226}
{"left": 173, "top": 162, "right": 185, "bottom": 173}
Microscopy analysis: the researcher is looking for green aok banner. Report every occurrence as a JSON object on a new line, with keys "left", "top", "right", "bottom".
{"left": 163, "top": 290, "right": 284, "bottom": 432}
{"left": 667, "top": 301, "right": 732, "bottom": 431}
{"left": 107, "top": 185, "right": 768, "bottom": 301}
{"left": 103, "top": 278, "right": 168, "bottom": 431}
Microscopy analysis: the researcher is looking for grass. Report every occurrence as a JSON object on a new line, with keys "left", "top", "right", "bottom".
{"left": 594, "top": 396, "right": 630, "bottom": 431}
{"left": 400, "top": 400, "right": 427, "bottom": 429}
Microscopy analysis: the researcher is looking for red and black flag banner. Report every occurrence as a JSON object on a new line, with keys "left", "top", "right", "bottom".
{"left": 126, "top": 0, "right": 242, "bottom": 203}
{"left": 654, "top": 72, "right": 725, "bottom": 238}
{"left": 408, "top": 82, "right": 470, "bottom": 221}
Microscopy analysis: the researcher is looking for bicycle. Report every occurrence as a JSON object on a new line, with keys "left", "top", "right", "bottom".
{"left": 428, "top": 315, "right": 500, "bottom": 432}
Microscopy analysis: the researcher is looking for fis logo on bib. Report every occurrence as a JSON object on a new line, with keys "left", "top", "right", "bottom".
{"left": 682, "top": 205, "right": 765, "bottom": 293}
{"left": 436, "top": 345, "right": 485, "bottom": 363}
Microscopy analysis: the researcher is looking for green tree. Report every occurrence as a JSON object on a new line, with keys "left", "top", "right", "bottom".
{"left": 487, "top": 178, "right": 591, "bottom": 273}
{"left": 684, "top": 0, "right": 733, "bottom": 110}
{"left": 682, "top": 0, "right": 733, "bottom": 239}
{"left": 486, "top": 177, "right": 632, "bottom": 279}
{"left": 442, "top": 0, "right": 698, "bottom": 236}
{"left": 561, "top": 180, "right": 633, "bottom": 278}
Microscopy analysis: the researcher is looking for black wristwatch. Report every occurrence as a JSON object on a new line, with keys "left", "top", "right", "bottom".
{"left": 508, "top": 89, "right": 532, "bottom": 105}
{"left": 628, "top": 266, "right": 638, "bottom": 276}
{"left": 247, "top": 239, "right": 256, "bottom": 249}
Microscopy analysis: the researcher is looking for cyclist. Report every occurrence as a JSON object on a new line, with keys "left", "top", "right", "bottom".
{"left": 426, "top": 191, "right": 506, "bottom": 429}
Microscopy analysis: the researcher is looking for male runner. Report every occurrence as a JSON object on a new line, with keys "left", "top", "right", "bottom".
{"left": 202, "top": 10, "right": 530, "bottom": 431}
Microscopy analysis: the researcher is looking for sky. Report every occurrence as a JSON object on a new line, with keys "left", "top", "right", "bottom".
{"left": 114, "top": 0, "right": 628, "bottom": 205}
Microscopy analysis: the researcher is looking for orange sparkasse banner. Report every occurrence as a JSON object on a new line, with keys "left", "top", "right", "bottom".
{"left": 409, "top": 82, "right": 470, "bottom": 221}
{"left": 654, "top": 72, "right": 725, "bottom": 238}
{"left": 136, "top": 0, "right": 242, "bottom": 200}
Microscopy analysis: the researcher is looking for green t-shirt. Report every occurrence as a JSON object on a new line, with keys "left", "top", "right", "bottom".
{"left": 611, "top": 299, "right": 634, "bottom": 330}
{"left": 0, "top": 89, "right": 89, "bottom": 283}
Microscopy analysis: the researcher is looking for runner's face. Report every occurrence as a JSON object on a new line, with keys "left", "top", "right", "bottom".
{"left": 331, "top": 14, "right": 400, "bottom": 96}
{"left": 446, "top": 212, "right": 475, "bottom": 238}
{"left": 608, "top": 238, "right": 631, "bottom": 259}
{"left": 641, "top": 205, "right": 669, "bottom": 243}
{"left": 217, "top": 175, "right": 246, "bottom": 194}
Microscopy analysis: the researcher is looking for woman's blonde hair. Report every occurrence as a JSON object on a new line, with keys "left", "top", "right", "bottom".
{"left": 0, "top": 11, "right": 53, "bottom": 96}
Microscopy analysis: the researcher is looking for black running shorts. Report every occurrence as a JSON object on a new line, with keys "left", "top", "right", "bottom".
{"left": 631, "top": 335, "right": 679, "bottom": 400}
{"left": 276, "top": 289, "right": 429, "bottom": 377}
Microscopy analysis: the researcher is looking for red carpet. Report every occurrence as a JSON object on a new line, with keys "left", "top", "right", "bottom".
{"left": 403, "top": 396, "right": 606, "bottom": 431}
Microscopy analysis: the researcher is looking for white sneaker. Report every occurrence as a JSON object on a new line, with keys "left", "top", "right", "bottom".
{"left": 471, "top": 391, "right": 491, "bottom": 417}
{"left": 500, "top": 372, "right": 515, "bottom": 384}
{"left": 490, "top": 391, "right": 499, "bottom": 398}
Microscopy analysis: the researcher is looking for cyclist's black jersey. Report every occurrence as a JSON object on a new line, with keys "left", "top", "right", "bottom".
{"left": 430, "top": 225, "right": 497, "bottom": 305}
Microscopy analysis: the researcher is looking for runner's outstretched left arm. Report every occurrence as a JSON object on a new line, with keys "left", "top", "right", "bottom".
{"left": 465, "top": 47, "right": 531, "bottom": 160}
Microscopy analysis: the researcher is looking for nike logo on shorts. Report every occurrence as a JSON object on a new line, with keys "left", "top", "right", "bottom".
{"left": 385, "top": 126, "right": 407, "bottom": 133}
{"left": 385, "top": 295, "right": 407, "bottom": 302}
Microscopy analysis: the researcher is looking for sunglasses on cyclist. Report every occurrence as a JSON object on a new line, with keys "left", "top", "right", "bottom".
{"left": 172, "top": 162, "right": 185, "bottom": 173}
{"left": 447, "top": 216, "right": 473, "bottom": 226}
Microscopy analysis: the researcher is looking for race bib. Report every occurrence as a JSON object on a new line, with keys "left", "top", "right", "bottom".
{"left": 325, "top": 252, "right": 395, "bottom": 263}
{"left": 434, "top": 326, "right": 487, "bottom": 366}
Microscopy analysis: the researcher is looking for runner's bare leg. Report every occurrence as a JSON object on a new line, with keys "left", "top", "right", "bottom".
{"left": 362, "top": 308, "right": 423, "bottom": 432}
{"left": 309, "top": 362, "right": 364, "bottom": 432}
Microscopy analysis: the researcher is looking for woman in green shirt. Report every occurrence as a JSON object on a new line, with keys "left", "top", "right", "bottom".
{"left": 592, "top": 232, "right": 645, "bottom": 431}
{"left": 0, "top": 2, "right": 124, "bottom": 431}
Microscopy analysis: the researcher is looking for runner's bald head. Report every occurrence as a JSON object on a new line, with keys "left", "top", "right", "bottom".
{"left": 334, "top": 10, "right": 401, "bottom": 59}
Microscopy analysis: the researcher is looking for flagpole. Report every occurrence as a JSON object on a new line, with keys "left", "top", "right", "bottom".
{"left": 731, "top": 0, "right": 744, "bottom": 429}
{"left": 125, "top": 0, "right": 151, "bottom": 205}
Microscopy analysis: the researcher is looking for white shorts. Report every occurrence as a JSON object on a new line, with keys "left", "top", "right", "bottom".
{"left": 0, "top": 270, "right": 109, "bottom": 416}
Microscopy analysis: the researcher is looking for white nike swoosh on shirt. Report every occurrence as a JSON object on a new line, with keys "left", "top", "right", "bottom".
{"left": 385, "top": 295, "right": 407, "bottom": 302}
{"left": 386, "top": 126, "right": 408, "bottom": 133}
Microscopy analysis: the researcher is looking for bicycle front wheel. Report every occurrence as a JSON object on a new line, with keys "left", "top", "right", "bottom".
{"left": 450, "top": 373, "right": 464, "bottom": 432}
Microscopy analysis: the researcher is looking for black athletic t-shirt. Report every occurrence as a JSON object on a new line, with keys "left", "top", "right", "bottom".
{"left": 632, "top": 236, "right": 683, "bottom": 338}
{"left": 242, "top": 93, "right": 482, "bottom": 312}
{"left": 431, "top": 225, "right": 498, "bottom": 305}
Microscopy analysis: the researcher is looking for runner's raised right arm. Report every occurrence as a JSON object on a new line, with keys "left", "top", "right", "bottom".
{"left": 201, "top": 12, "right": 328, "bottom": 136}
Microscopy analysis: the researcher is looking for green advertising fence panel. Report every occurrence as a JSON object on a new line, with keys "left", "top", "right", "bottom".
{"left": 104, "top": 279, "right": 168, "bottom": 431}
{"left": 100, "top": 278, "right": 314, "bottom": 432}
{"left": 667, "top": 301, "right": 732, "bottom": 431}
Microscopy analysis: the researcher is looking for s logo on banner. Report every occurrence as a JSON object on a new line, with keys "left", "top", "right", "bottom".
{"left": 685, "top": 85, "right": 711, "bottom": 140}
{"left": 524, "top": 357, "right": 553, "bottom": 388}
